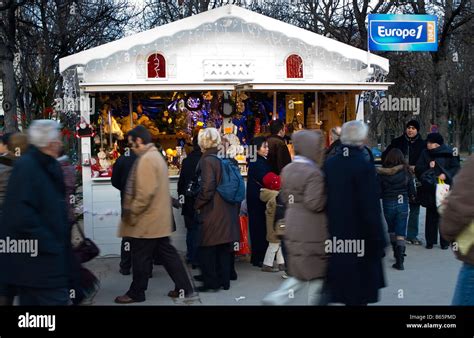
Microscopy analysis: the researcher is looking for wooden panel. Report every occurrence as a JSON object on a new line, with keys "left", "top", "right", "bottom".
{"left": 92, "top": 184, "right": 120, "bottom": 203}
{"left": 93, "top": 227, "right": 121, "bottom": 245}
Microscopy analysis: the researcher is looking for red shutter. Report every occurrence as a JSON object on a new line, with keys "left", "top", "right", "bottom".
{"left": 286, "top": 54, "right": 303, "bottom": 78}
{"left": 147, "top": 53, "right": 166, "bottom": 78}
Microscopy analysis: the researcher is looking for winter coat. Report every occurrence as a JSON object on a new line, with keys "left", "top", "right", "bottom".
{"left": 281, "top": 130, "right": 329, "bottom": 281}
{"left": 259, "top": 188, "right": 281, "bottom": 243}
{"left": 58, "top": 156, "right": 76, "bottom": 224}
{"left": 323, "top": 145, "right": 386, "bottom": 305}
{"left": 0, "top": 146, "right": 75, "bottom": 289}
{"left": 267, "top": 135, "right": 292, "bottom": 175}
{"left": 194, "top": 147, "right": 240, "bottom": 247}
{"left": 382, "top": 133, "right": 425, "bottom": 166}
{"left": 440, "top": 155, "right": 474, "bottom": 265}
{"left": 177, "top": 149, "right": 202, "bottom": 219}
{"left": 325, "top": 139, "right": 341, "bottom": 162}
{"left": 111, "top": 152, "right": 138, "bottom": 207}
{"left": 415, "top": 144, "right": 461, "bottom": 209}
{"left": 0, "top": 155, "right": 14, "bottom": 216}
{"left": 377, "top": 165, "right": 416, "bottom": 201}
{"left": 246, "top": 154, "right": 271, "bottom": 262}
{"left": 415, "top": 144, "right": 460, "bottom": 185}
{"left": 118, "top": 145, "right": 173, "bottom": 239}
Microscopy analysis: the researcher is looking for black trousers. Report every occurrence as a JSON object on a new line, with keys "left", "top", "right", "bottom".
{"left": 120, "top": 237, "right": 132, "bottom": 271}
{"left": 127, "top": 237, "right": 193, "bottom": 301}
{"left": 425, "top": 207, "right": 449, "bottom": 247}
{"left": 199, "top": 243, "right": 231, "bottom": 289}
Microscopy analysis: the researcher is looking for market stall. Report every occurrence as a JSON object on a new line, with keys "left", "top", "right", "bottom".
{"left": 59, "top": 5, "right": 392, "bottom": 256}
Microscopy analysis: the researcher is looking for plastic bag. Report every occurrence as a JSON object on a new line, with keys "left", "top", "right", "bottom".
{"left": 436, "top": 178, "right": 450, "bottom": 208}
{"left": 236, "top": 216, "right": 251, "bottom": 256}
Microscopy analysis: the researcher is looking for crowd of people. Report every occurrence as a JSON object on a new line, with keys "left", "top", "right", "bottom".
{"left": 0, "top": 117, "right": 472, "bottom": 306}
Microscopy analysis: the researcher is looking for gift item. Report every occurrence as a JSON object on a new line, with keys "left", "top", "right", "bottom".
{"left": 436, "top": 178, "right": 450, "bottom": 208}
{"left": 75, "top": 117, "right": 95, "bottom": 138}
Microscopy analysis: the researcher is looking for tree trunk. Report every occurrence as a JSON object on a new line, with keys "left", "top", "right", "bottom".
{"left": 0, "top": 37, "right": 18, "bottom": 133}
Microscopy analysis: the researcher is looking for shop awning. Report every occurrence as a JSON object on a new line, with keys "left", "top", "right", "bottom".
{"left": 80, "top": 82, "right": 238, "bottom": 92}
{"left": 81, "top": 81, "right": 393, "bottom": 93}
{"left": 235, "top": 82, "right": 394, "bottom": 91}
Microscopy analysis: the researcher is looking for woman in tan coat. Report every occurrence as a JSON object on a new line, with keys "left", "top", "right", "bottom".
{"left": 262, "top": 130, "right": 328, "bottom": 305}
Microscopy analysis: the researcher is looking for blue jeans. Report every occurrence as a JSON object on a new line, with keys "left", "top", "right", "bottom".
{"left": 452, "top": 263, "right": 474, "bottom": 305}
{"left": 407, "top": 203, "right": 420, "bottom": 240}
{"left": 382, "top": 199, "right": 409, "bottom": 237}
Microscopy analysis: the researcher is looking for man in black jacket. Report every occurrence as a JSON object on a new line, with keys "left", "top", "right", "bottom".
{"left": 382, "top": 120, "right": 425, "bottom": 245}
{"left": 111, "top": 147, "right": 138, "bottom": 275}
{"left": 177, "top": 136, "right": 202, "bottom": 267}
{"left": 0, "top": 120, "right": 76, "bottom": 305}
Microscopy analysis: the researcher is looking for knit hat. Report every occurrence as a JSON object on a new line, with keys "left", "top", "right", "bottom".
{"left": 406, "top": 120, "right": 420, "bottom": 132}
{"left": 262, "top": 172, "right": 281, "bottom": 191}
{"left": 426, "top": 133, "right": 444, "bottom": 146}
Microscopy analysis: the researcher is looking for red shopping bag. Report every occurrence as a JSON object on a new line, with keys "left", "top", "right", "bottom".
{"left": 236, "top": 215, "right": 251, "bottom": 256}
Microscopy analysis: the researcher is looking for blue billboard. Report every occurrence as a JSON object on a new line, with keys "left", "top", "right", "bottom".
{"left": 368, "top": 14, "right": 438, "bottom": 52}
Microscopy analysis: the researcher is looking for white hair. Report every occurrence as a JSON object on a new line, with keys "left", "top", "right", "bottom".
{"left": 198, "top": 127, "right": 221, "bottom": 150}
{"left": 28, "top": 120, "right": 60, "bottom": 148}
{"left": 340, "top": 120, "right": 368, "bottom": 146}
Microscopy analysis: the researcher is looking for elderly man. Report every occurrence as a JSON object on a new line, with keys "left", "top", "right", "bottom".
{"left": 0, "top": 120, "right": 76, "bottom": 305}
{"left": 323, "top": 120, "right": 386, "bottom": 305}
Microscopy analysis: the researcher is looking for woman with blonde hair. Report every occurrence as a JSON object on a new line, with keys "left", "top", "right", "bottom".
{"left": 194, "top": 128, "right": 240, "bottom": 291}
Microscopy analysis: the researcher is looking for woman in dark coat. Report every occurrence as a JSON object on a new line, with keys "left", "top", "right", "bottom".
{"left": 415, "top": 133, "right": 460, "bottom": 249}
{"left": 246, "top": 136, "right": 271, "bottom": 267}
{"left": 177, "top": 136, "right": 202, "bottom": 267}
{"left": 323, "top": 120, "right": 386, "bottom": 305}
{"left": 377, "top": 148, "right": 416, "bottom": 270}
{"left": 194, "top": 128, "right": 240, "bottom": 291}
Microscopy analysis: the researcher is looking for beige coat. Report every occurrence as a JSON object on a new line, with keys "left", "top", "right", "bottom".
{"left": 440, "top": 155, "right": 474, "bottom": 265}
{"left": 118, "top": 145, "right": 172, "bottom": 239}
{"left": 281, "top": 130, "right": 328, "bottom": 281}
{"left": 260, "top": 188, "right": 280, "bottom": 243}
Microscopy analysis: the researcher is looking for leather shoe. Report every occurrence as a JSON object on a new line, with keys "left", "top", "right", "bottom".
{"left": 196, "top": 286, "right": 219, "bottom": 293}
{"left": 114, "top": 294, "right": 144, "bottom": 304}
{"left": 119, "top": 269, "right": 130, "bottom": 276}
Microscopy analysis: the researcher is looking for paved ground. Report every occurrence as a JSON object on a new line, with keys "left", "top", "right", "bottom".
{"left": 85, "top": 207, "right": 462, "bottom": 306}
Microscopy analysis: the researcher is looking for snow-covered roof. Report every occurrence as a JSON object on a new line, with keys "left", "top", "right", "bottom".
{"left": 59, "top": 4, "right": 389, "bottom": 74}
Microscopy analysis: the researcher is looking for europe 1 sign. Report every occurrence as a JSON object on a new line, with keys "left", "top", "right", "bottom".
{"left": 368, "top": 14, "right": 438, "bottom": 52}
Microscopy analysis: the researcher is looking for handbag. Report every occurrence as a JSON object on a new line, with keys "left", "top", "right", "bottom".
{"left": 73, "top": 223, "right": 100, "bottom": 263}
{"left": 185, "top": 162, "right": 201, "bottom": 198}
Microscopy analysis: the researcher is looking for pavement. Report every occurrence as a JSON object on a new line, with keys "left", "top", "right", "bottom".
{"left": 84, "top": 207, "right": 462, "bottom": 306}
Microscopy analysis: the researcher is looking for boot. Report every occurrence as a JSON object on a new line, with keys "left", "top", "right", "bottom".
{"left": 392, "top": 245, "right": 405, "bottom": 270}
{"left": 391, "top": 241, "right": 397, "bottom": 259}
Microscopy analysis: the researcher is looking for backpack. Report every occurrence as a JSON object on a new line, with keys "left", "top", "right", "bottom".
{"left": 210, "top": 154, "right": 245, "bottom": 204}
